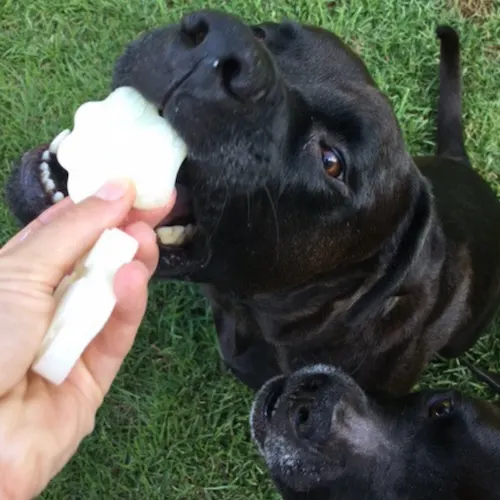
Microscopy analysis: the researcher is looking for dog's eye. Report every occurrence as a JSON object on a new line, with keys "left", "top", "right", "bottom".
{"left": 428, "top": 396, "right": 455, "bottom": 420}
{"left": 321, "top": 146, "right": 343, "bottom": 179}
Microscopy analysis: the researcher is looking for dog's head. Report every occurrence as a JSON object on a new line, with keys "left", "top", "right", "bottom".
{"left": 250, "top": 364, "right": 500, "bottom": 499}
{"left": 6, "top": 10, "right": 428, "bottom": 295}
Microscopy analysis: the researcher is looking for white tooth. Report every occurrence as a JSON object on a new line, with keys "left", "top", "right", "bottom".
{"left": 44, "top": 179, "right": 56, "bottom": 191}
{"left": 156, "top": 226, "right": 188, "bottom": 245}
{"left": 42, "top": 150, "right": 51, "bottom": 161}
{"left": 40, "top": 162, "right": 50, "bottom": 175}
{"left": 52, "top": 191, "right": 65, "bottom": 203}
{"left": 41, "top": 170, "right": 51, "bottom": 183}
{"left": 49, "top": 129, "right": 71, "bottom": 154}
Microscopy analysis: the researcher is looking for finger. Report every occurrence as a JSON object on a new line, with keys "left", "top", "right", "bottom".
{"left": 122, "top": 222, "right": 159, "bottom": 277}
{"left": 79, "top": 260, "right": 149, "bottom": 405}
{"left": 123, "top": 189, "right": 177, "bottom": 228}
{"left": 0, "top": 198, "right": 73, "bottom": 254}
{"left": 3, "top": 179, "right": 137, "bottom": 288}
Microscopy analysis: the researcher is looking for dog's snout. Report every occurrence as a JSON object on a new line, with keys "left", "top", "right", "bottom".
{"left": 178, "top": 10, "right": 274, "bottom": 102}
{"left": 289, "top": 373, "right": 336, "bottom": 443}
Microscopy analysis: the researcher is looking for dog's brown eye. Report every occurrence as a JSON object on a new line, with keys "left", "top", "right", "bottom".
{"left": 428, "top": 396, "right": 455, "bottom": 420}
{"left": 322, "top": 147, "right": 343, "bottom": 178}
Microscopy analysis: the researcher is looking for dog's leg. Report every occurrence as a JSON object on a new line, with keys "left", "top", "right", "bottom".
{"left": 211, "top": 307, "right": 281, "bottom": 391}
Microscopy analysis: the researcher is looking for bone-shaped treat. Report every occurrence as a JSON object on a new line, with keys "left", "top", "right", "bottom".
{"left": 32, "top": 87, "right": 188, "bottom": 384}
{"left": 57, "top": 86, "right": 188, "bottom": 210}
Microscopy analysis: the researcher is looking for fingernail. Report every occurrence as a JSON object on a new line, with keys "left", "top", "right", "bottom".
{"left": 94, "top": 179, "right": 132, "bottom": 201}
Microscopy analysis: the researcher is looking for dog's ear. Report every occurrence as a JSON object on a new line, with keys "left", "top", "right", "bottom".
{"left": 345, "top": 177, "right": 433, "bottom": 325}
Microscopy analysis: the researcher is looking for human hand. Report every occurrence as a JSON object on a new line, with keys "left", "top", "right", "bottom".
{"left": 0, "top": 180, "right": 174, "bottom": 499}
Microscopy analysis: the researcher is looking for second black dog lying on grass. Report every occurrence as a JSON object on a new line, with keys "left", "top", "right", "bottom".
{"left": 251, "top": 364, "right": 500, "bottom": 500}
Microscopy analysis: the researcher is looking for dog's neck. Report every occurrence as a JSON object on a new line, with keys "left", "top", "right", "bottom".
{"left": 214, "top": 169, "right": 441, "bottom": 330}
{"left": 202, "top": 170, "right": 457, "bottom": 393}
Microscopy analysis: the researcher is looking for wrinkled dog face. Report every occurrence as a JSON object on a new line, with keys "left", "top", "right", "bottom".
{"left": 250, "top": 365, "right": 395, "bottom": 493}
{"left": 250, "top": 364, "right": 500, "bottom": 497}
{"left": 111, "top": 10, "right": 420, "bottom": 294}
{"left": 8, "top": 10, "right": 419, "bottom": 295}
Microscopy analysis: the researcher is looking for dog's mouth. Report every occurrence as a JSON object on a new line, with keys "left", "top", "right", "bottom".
{"left": 152, "top": 164, "right": 199, "bottom": 250}
{"left": 33, "top": 131, "right": 204, "bottom": 264}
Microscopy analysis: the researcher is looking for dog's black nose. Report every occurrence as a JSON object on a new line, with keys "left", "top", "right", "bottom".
{"left": 178, "top": 10, "right": 274, "bottom": 102}
{"left": 289, "top": 372, "right": 337, "bottom": 443}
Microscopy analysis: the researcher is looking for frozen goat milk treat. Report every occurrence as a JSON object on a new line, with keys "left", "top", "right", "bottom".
{"left": 32, "top": 87, "right": 189, "bottom": 384}
{"left": 32, "top": 229, "right": 139, "bottom": 385}
{"left": 56, "top": 86, "right": 188, "bottom": 210}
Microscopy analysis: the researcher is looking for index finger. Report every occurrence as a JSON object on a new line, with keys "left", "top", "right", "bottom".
{"left": 2, "top": 179, "right": 137, "bottom": 288}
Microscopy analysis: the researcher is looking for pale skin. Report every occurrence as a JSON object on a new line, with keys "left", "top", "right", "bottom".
{"left": 0, "top": 179, "right": 175, "bottom": 500}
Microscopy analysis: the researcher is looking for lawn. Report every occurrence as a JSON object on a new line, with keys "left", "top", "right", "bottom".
{"left": 0, "top": 0, "right": 499, "bottom": 498}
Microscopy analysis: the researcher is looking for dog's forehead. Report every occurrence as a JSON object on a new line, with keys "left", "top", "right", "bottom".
{"left": 251, "top": 21, "right": 399, "bottom": 138}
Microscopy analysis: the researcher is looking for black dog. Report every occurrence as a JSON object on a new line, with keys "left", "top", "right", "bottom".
{"left": 5, "top": 12, "right": 500, "bottom": 394}
{"left": 250, "top": 364, "right": 500, "bottom": 500}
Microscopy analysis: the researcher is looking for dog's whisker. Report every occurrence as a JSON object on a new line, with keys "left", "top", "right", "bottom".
{"left": 263, "top": 184, "right": 280, "bottom": 263}
{"left": 246, "top": 190, "right": 252, "bottom": 230}
{"left": 207, "top": 186, "right": 229, "bottom": 248}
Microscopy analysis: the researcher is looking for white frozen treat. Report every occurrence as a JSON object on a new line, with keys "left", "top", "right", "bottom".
{"left": 32, "top": 85, "right": 187, "bottom": 384}
{"left": 32, "top": 228, "right": 139, "bottom": 385}
{"left": 56, "top": 86, "right": 188, "bottom": 209}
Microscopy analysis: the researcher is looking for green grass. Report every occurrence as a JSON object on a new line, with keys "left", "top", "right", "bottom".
{"left": 1, "top": 0, "right": 500, "bottom": 498}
